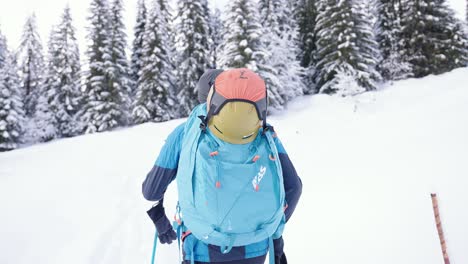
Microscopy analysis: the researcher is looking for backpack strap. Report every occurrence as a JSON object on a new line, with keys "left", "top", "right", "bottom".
{"left": 178, "top": 104, "right": 207, "bottom": 207}
{"left": 175, "top": 222, "right": 195, "bottom": 264}
{"left": 189, "top": 240, "right": 197, "bottom": 264}
{"left": 220, "top": 235, "right": 236, "bottom": 254}
{"left": 263, "top": 128, "right": 287, "bottom": 240}
{"left": 173, "top": 202, "right": 185, "bottom": 264}
{"left": 268, "top": 236, "right": 275, "bottom": 264}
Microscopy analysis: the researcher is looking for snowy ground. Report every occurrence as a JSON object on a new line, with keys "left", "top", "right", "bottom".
{"left": 1, "top": 68, "right": 467, "bottom": 264}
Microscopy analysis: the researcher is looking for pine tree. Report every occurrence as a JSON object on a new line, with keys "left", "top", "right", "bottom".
{"left": 219, "top": 0, "right": 284, "bottom": 110}
{"left": 219, "top": 0, "right": 263, "bottom": 69}
{"left": 400, "top": 0, "right": 468, "bottom": 77}
{"left": 376, "top": 0, "right": 412, "bottom": 81}
{"left": 174, "top": 0, "right": 212, "bottom": 117}
{"left": 109, "top": 0, "right": 132, "bottom": 102}
{"left": 314, "top": 0, "right": 381, "bottom": 95}
{"left": 27, "top": 31, "right": 59, "bottom": 143}
{"left": 29, "top": 88, "right": 56, "bottom": 143}
{"left": 158, "top": 0, "right": 173, "bottom": 25}
{"left": 131, "top": 0, "right": 146, "bottom": 85}
{"left": 294, "top": 0, "right": 318, "bottom": 93}
{"left": 209, "top": 8, "right": 223, "bottom": 69}
{"left": 435, "top": 2, "right": 468, "bottom": 70}
{"left": 0, "top": 29, "right": 7, "bottom": 69}
{"left": 80, "top": 0, "right": 128, "bottom": 133}
{"left": 0, "top": 52, "right": 26, "bottom": 151}
{"left": 364, "top": 0, "right": 380, "bottom": 32}
{"left": 294, "top": 0, "right": 317, "bottom": 62}
{"left": 158, "top": 0, "right": 177, "bottom": 100}
{"left": 399, "top": 0, "right": 433, "bottom": 77}
{"left": 132, "top": 0, "right": 174, "bottom": 124}
{"left": 353, "top": 0, "right": 382, "bottom": 85}
{"left": 331, "top": 70, "right": 365, "bottom": 97}
{"left": 259, "top": 0, "right": 305, "bottom": 102}
{"left": 17, "top": 14, "right": 45, "bottom": 116}
{"left": 43, "top": 6, "right": 82, "bottom": 138}
{"left": 26, "top": 30, "right": 61, "bottom": 144}
{"left": 294, "top": 0, "right": 317, "bottom": 68}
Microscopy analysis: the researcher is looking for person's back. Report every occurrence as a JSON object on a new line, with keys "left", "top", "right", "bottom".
{"left": 142, "top": 68, "right": 302, "bottom": 264}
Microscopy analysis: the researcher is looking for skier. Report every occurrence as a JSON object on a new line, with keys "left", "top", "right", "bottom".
{"left": 142, "top": 68, "right": 302, "bottom": 264}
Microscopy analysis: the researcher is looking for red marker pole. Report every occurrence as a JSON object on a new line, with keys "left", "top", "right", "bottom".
{"left": 431, "top": 193, "right": 451, "bottom": 264}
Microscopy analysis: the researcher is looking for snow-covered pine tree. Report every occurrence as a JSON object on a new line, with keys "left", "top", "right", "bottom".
{"left": 364, "top": 0, "right": 380, "bottom": 32}
{"left": 28, "top": 30, "right": 60, "bottom": 143}
{"left": 434, "top": 3, "right": 468, "bottom": 70}
{"left": 294, "top": 0, "right": 317, "bottom": 68}
{"left": 294, "top": 0, "right": 318, "bottom": 93}
{"left": 376, "top": 0, "right": 412, "bottom": 81}
{"left": 0, "top": 52, "right": 26, "bottom": 151}
{"left": 353, "top": 0, "right": 382, "bottom": 86}
{"left": 209, "top": 8, "right": 223, "bottom": 69}
{"left": 400, "top": 0, "right": 468, "bottom": 77}
{"left": 158, "top": 0, "right": 178, "bottom": 104}
{"left": 158, "top": 0, "right": 174, "bottom": 25}
{"left": 399, "top": 0, "right": 433, "bottom": 77}
{"left": 332, "top": 70, "right": 365, "bottom": 97}
{"left": 27, "top": 28, "right": 63, "bottom": 144}
{"left": 156, "top": 0, "right": 176, "bottom": 50}
{"left": 132, "top": 0, "right": 174, "bottom": 124}
{"left": 130, "top": 0, "right": 146, "bottom": 86}
{"left": 218, "top": 0, "right": 264, "bottom": 70}
{"left": 80, "top": 0, "right": 128, "bottom": 133}
{"left": 219, "top": 0, "right": 284, "bottom": 110}
{"left": 109, "top": 0, "right": 133, "bottom": 102}
{"left": 29, "top": 88, "right": 56, "bottom": 143}
{"left": 17, "top": 14, "right": 45, "bottom": 116}
{"left": 42, "top": 6, "right": 82, "bottom": 138}
{"left": 202, "top": 0, "right": 213, "bottom": 66}
{"left": 0, "top": 29, "right": 6, "bottom": 69}
{"left": 314, "top": 0, "right": 381, "bottom": 95}
{"left": 259, "top": 0, "right": 305, "bottom": 102}
{"left": 219, "top": 0, "right": 265, "bottom": 69}
{"left": 174, "top": 0, "right": 212, "bottom": 117}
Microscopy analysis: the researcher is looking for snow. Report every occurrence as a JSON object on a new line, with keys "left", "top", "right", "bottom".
{"left": 239, "top": 39, "right": 248, "bottom": 47}
{"left": 1, "top": 67, "right": 468, "bottom": 263}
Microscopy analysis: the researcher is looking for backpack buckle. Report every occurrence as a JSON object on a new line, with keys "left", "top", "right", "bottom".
{"left": 198, "top": 115, "right": 207, "bottom": 132}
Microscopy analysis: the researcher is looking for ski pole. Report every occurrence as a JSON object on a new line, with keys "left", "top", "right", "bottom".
{"left": 151, "top": 230, "right": 158, "bottom": 264}
{"left": 431, "top": 193, "right": 450, "bottom": 264}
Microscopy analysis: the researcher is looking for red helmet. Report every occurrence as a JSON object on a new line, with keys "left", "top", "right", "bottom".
{"left": 207, "top": 68, "right": 268, "bottom": 122}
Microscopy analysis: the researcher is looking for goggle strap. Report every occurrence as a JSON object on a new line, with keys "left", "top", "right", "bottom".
{"left": 206, "top": 83, "right": 268, "bottom": 129}
{"left": 263, "top": 88, "right": 269, "bottom": 130}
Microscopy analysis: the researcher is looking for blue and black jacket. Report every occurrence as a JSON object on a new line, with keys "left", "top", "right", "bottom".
{"left": 142, "top": 122, "right": 302, "bottom": 263}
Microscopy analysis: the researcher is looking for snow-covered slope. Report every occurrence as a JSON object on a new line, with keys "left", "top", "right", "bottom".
{"left": 1, "top": 68, "right": 467, "bottom": 264}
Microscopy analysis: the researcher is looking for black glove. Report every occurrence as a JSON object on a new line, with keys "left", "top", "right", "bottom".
{"left": 274, "top": 237, "right": 287, "bottom": 264}
{"left": 147, "top": 199, "right": 177, "bottom": 244}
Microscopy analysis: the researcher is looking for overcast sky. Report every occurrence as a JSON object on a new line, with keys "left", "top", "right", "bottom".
{"left": 0, "top": 0, "right": 229, "bottom": 51}
{"left": 0, "top": 0, "right": 465, "bottom": 54}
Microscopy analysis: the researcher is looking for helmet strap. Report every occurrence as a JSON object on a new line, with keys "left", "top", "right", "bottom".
{"left": 262, "top": 88, "right": 268, "bottom": 131}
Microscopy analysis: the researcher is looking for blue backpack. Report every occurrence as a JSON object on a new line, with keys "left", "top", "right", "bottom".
{"left": 175, "top": 104, "right": 286, "bottom": 263}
